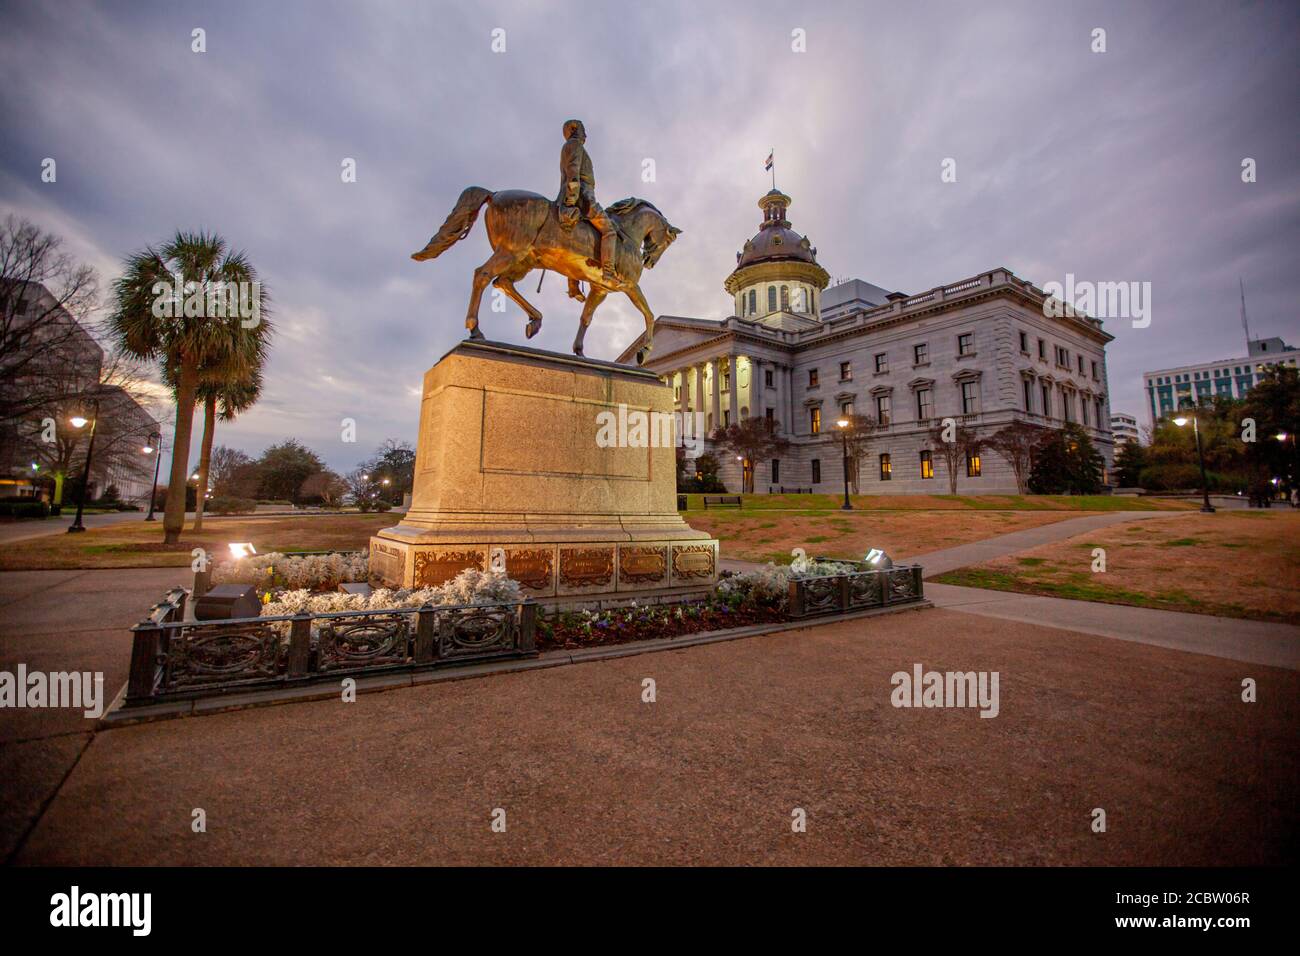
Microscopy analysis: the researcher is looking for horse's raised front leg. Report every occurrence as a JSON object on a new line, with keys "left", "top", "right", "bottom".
{"left": 572, "top": 287, "right": 608, "bottom": 357}
{"left": 466, "top": 249, "right": 519, "bottom": 339}
{"left": 623, "top": 283, "right": 656, "bottom": 365}
{"left": 491, "top": 275, "right": 544, "bottom": 339}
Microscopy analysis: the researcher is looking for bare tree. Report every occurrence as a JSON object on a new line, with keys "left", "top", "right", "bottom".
{"left": 927, "top": 419, "right": 981, "bottom": 495}
{"left": 837, "top": 412, "right": 879, "bottom": 494}
{"left": 0, "top": 217, "right": 100, "bottom": 453}
{"left": 983, "top": 420, "right": 1049, "bottom": 494}
{"left": 711, "top": 417, "right": 791, "bottom": 493}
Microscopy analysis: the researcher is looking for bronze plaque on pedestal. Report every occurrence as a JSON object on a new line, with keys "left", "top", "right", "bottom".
{"left": 619, "top": 545, "right": 668, "bottom": 585}
{"left": 413, "top": 549, "right": 486, "bottom": 588}
{"left": 559, "top": 547, "right": 615, "bottom": 589}
{"left": 504, "top": 547, "right": 555, "bottom": 591}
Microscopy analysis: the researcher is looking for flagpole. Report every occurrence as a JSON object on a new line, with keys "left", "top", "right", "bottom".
{"left": 770, "top": 147, "right": 775, "bottom": 190}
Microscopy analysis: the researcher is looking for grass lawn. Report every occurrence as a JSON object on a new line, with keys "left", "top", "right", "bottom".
{"left": 679, "top": 492, "right": 1196, "bottom": 512}
{"left": 0, "top": 513, "right": 394, "bottom": 571}
{"left": 689, "top": 508, "right": 1087, "bottom": 564}
{"left": 932, "top": 511, "right": 1300, "bottom": 624}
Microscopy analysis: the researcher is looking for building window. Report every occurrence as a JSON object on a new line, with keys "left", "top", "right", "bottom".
{"left": 960, "top": 380, "right": 979, "bottom": 415}
{"left": 840, "top": 401, "right": 853, "bottom": 416}
{"left": 765, "top": 407, "right": 774, "bottom": 424}
{"left": 772, "top": 459, "right": 780, "bottom": 484}
{"left": 811, "top": 459, "right": 821, "bottom": 484}
{"left": 747, "top": 289, "right": 756, "bottom": 314}
{"left": 768, "top": 286, "right": 777, "bottom": 312}
{"left": 1077, "top": 355, "right": 1085, "bottom": 375}
{"left": 765, "top": 368, "right": 773, "bottom": 388}
{"left": 1096, "top": 399, "right": 1104, "bottom": 424}
{"left": 1037, "top": 338, "right": 1046, "bottom": 359}
{"left": 920, "top": 450, "right": 934, "bottom": 479}
{"left": 966, "top": 452, "right": 982, "bottom": 477}
{"left": 809, "top": 407, "right": 821, "bottom": 434}
{"left": 1041, "top": 384, "right": 1051, "bottom": 418}
{"left": 913, "top": 342, "right": 929, "bottom": 365}
{"left": 1022, "top": 379, "right": 1033, "bottom": 412}
{"left": 1091, "top": 360, "right": 1099, "bottom": 380}
{"left": 1019, "top": 331, "right": 1028, "bottom": 353}
{"left": 808, "top": 368, "right": 819, "bottom": 388}
{"left": 723, "top": 409, "right": 731, "bottom": 427}
{"left": 879, "top": 453, "right": 892, "bottom": 481}
{"left": 839, "top": 361, "right": 852, "bottom": 381}
{"left": 875, "top": 352, "right": 888, "bottom": 373}
{"left": 780, "top": 286, "right": 790, "bottom": 311}
{"left": 1063, "top": 391, "right": 1074, "bottom": 422}
{"left": 916, "top": 388, "right": 933, "bottom": 420}
{"left": 957, "top": 333, "right": 973, "bottom": 356}
{"left": 876, "top": 394, "right": 891, "bottom": 425}
{"left": 1081, "top": 399, "right": 1089, "bottom": 426}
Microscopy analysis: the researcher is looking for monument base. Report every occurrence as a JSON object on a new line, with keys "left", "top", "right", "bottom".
{"left": 370, "top": 339, "right": 718, "bottom": 607}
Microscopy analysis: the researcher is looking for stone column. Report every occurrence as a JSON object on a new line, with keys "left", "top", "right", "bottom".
{"left": 784, "top": 364, "right": 796, "bottom": 434}
{"left": 751, "top": 357, "right": 764, "bottom": 419}
{"left": 771, "top": 361, "right": 784, "bottom": 432}
{"left": 710, "top": 357, "right": 721, "bottom": 434}
{"left": 676, "top": 370, "right": 688, "bottom": 418}
{"left": 728, "top": 355, "right": 740, "bottom": 426}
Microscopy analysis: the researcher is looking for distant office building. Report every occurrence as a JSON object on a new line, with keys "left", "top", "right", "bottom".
{"left": 1142, "top": 336, "right": 1299, "bottom": 428}
{"left": 1109, "top": 412, "right": 1139, "bottom": 445}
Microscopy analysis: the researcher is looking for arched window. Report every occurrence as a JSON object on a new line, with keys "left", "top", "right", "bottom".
{"left": 747, "top": 289, "right": 756, "bottom": 314}
{"left": 767, "top": 286, "right": 777, "bottom": 312}
{"left": 780, "top": 286, "right": 790, "bottom": 310}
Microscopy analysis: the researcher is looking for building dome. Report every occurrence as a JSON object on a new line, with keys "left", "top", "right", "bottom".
{"left": 734, "top": 190, "right": 819, "bottom": 268}
{"left": 725, "top": 188, "right": 830, "bottom": 322}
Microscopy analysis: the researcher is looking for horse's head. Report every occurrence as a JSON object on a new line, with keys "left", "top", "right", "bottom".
{"left": 642, "top": 219, "right": 681, "bottom": 269}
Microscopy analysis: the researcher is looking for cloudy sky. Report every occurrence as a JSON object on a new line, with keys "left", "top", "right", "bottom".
{"left": 2, "top": 0, "right": 1297, "bottom": 473}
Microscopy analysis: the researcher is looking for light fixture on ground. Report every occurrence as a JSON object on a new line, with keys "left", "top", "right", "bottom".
{"left": 864, "top": 547, "right": 893, "bottom": 569}
{"left": 227, "top": 542, "right": 256, "bottom": 559}
{"left": 835, "top": 418, "right": 852, "bottom": 511}
{"left": 1172, "top": 405, "right": 1215, "bottom": 513}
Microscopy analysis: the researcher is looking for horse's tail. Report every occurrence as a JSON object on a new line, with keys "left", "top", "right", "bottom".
{"left": 411, "top": 187, "right": 492, "bottom": 261}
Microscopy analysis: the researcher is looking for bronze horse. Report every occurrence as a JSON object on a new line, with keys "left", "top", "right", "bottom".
{"left": 412, "top": 188, "right": 680, "bottom": 364}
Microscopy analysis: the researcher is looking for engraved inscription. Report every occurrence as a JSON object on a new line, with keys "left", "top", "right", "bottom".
{"left": 620, "top": 546, "right": 668, "bottom": 584}
{"left": 505, "top": 548, "right": 554, "bottom": 591}
{"left": 413, "top": 549, "right": 486, "bottom": 587}
{"left": 559, "top": 547, "right": 615, "bottom": 588}
{"left": 672, "top": 544, "right": 716, "bottom": 580}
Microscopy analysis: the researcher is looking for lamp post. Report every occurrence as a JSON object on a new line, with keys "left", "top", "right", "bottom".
{"left": 836, "top": 417, "right": 852, "bottom": 511}
{"left": 1172, "top": 407, "right": 1215, "bottom": 513}
{"left": 143, "top": 431, "right": 162, "bottom": 521}
{"left": 66, "top": 396, "right": 101, "bottom": 533}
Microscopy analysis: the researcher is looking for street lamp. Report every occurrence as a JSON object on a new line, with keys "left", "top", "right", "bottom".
{"left": 66, "top": 396, "right": 101, "bottom": 533}
{"left": 144, "top": 431, "right": 162, "bottom": 521}
{"left": 836, "top": 418, "right": 852, "bottom": 511}
{"left": 1172, "top": 406, "right": 1215, "bottom": 513}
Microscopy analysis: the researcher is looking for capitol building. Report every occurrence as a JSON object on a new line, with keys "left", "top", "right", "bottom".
{"left": 618, "top": 187, "right": 1116, "bottom": 494}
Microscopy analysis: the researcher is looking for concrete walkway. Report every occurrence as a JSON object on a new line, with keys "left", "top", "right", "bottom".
{"left": 926, "top": 582, "right": 1300, "bottom": 671}
{"left": 0, "top": 509, "right": 156, "bottom": 545}
{"left": 723, "top": 510, "right": 1299, "bottom": 669}
{"left": 908, "top": 510, "right": 1184, "bottom": 577}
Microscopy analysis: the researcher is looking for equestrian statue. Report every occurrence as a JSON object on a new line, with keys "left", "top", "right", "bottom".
{"left": 412, "top": 119, "right": 681, "bottom": 365}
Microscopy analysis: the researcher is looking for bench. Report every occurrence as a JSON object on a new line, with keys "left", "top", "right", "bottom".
{"left": 703, "top": 495, "right": 742, "bottom": 509}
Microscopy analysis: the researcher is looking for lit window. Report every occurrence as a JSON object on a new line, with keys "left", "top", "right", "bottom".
{"left": 809, "top": 407, "right": 821, "bottom": 434}
{"left": 808, "top": 368, "right": 819, "bottom": 388}
{"left": 966, "top": 452, "right": 982, "bottom": 477}
{"left": 920, "top": 450, "right": 934, "bottom": 479}
{"left": 879, "top": 453, "right": 892, "bottom": 481}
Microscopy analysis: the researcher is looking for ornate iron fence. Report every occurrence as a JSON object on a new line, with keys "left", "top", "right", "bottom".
{"left": 787, "top": 561, "right": 925, "bottom": 619}
{"left": 126, "top": 594, "right": 537, "bottom": 705}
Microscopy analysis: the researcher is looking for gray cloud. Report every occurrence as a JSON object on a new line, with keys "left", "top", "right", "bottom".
{"left": 2, "top": 0, "right": 1297, "bottom": 471}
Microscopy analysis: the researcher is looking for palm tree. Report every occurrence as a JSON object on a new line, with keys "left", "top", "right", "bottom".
{"left": 190, "top": 368, "right": 264, "bottom": 532}
{"left": 108, "top": 232, "right": 271, "bottom": 544}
